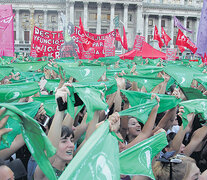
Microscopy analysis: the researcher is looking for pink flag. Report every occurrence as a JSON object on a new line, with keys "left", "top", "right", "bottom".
{"left": 0, "top": 15, "right": 13, "bottom": 31}
{"left": 0, "top": 5, "right": 14, "bottom": 57}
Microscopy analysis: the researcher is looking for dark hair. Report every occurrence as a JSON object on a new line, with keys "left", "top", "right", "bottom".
{"left": 0, "top": 159, "right": 5, "bottom": 166}
{"left": 61, "top": 125, "right": 74, "bottom": 139}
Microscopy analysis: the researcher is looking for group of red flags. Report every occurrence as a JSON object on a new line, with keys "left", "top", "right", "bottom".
{"left": 153, "top": 25, "right": 197, "bottom": 54}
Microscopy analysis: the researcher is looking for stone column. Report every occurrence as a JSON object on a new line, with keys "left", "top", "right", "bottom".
{"left": 44, "top": 10, "right": 47, "bottom": 30}
{"left": 184, "top": 16, "right": 187, "bottom": 35}
{"left": 16, "top": 9, "right": 19, "bottom": 43}
{"left": 30, "top": 8, "right": 35, "bottom": 43}
{"left": 123, "top": 3, "right": 128, "bottom": 32}
{"left": 66, "top": 0, "right": 70, "bottom": 25}
{"left": 171, "top": 15, "right": 174, "bottom": 47}
{"left": 180, "top": 0, "right": 184, "bottom": 5}
{"left": 58, "top": 10, "right": 62, "bottom": 31}
{"left": 196, "top": 17, "right": 200, "bottom": 43}
{"left": 97, "top": 2, "right": 102, "bottom": 34}
{"left": 69, "top": 1, "right": 75, "bottom": 24}
{"left": 110, "top": 2, "right": 115, "bottom": 31}
{"left": 158, "top": 15, "right": 162, "bottom": 35}
{"left": 145, "top": 14, "right": 149, "bottom": 43}
{"left": 136, "top": 4, "right": 144, "bottom": 35}
{"left": 83, "top": 1, "right": 88, "bottom": 31}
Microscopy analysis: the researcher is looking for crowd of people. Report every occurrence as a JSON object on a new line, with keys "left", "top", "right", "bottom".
{"left": 0, "top": 54, "right": 207, "bottom": 180}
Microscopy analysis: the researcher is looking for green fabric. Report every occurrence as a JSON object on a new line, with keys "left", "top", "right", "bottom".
{"left": 19, "top": 72, "right": 44, "bottom": 82}
{"left": 163, "top": 65, "right": 201, "bottom": 87}
{"left": 57, "top": 62, "right": 79, "bottom": 68}
{"left": 147, "top": 58, "right": 161, "bottom": 66}
{"left": 0, "top": 103, "right": 57, "bottom": 180}
{"left": 119, "top": 99, "right": 158, "bottom": 124}
{"left": 166, "top": 77, "right": 176, "bottom": 92}
{"left": 122, "top": 75, "right": 164, "bottom": 92}
{"left": 133, "top": 56, "right": 145, "bottom": 65}
{"left": 32, "top": 95, "right": 57, "bottom": 117}
{"left": 80, "top": 61, "right": 102, "bottom": 66}
{"left": 119, "top": 132, "right": 168, "bottom": 180}
{"left": 0, "top": 101, "right": 41, "bottom": 150}
{"left": 44, "top": 79, "right": 61, "bottom": 93}
{"left": 98, "top": 56, "right": 120, "bottom": 65}
{"left": 180, "top": 87, "right": 207, "bottom": 100}
{"left": 28, "top": 56, "right": 42, "bottom": 61}
{"left": 0, "top": 82, "right": 40, "bottom": 103}
{"left": 193, "top": 74, "right": 207, "bottom": 90}
{"left": 0, "top": 66, "right": 13, "bottom": 80}
{"left": 10, "top": 61, "right": 48, "bottom": 72}
{"left": 59, "top": 120, "right": 120, "bottom": 180}
{"left": 74, "top": 78, "right": 117, "bottom": 96}
{"left": 71, "top": 84, "right": 108, "bottom": 123}
{"left": 136, "top": 65, "right": 163, "bottom": 78}
{"left": 2, "top": 56, "right": 14, "bottom": 63}
{"left": 106, "top": 68, "right": 128, "bottom": 78}
{"left": 121, "top": 90, "right": 181, "bottom": 113}
{"left": 63, "top": 66, "right": 106, "bottom": 82}
{"left": 179, "top": 99, "right": 207, "bottom": 128}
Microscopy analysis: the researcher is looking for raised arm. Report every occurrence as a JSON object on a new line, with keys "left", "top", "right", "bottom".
{"left": 125, "top": 95, "right": 160, "bottom": 149}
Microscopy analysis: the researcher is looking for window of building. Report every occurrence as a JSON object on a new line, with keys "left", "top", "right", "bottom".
{"left": 101, "top": 29, "right": 107, "bottom": 34}
{"left": 187, "top": 21, "right": 190, "bottom": 28}
{"left": 24, "top": 31, "right": 29, "bottom": 43}
{"left": 148, "top": 19, "right": 153, "bottom": 26}
{"left": 89, "top": 28, "right": 96, "bottom": 33}
{"left": 89, "top": 13, "right": 97, "bottom": 20}
{"left": 161, "top": 20, "right": 165, "bottom": 27}
{"left": 128, "top": 14, "right": 133, "bottom": 22}
{"left": 14, "top": 31, "right": 16, "bottom": 41}
{"left": 51, "top": 16, "right": 57, "bottom": 23}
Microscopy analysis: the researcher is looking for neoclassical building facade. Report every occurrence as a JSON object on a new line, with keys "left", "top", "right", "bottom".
{"left": 0, "top": 0, "right": 203, "bottom": 54}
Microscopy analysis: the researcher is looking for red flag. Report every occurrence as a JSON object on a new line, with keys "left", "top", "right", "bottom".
{"left": 79, "top": 17, "right": 85, "bottom": 34}
{"left": 121, "top": 25, "right": 128, "bottom": 50}
{"left": 176, "top": 29, "right": 197, "bottom": 54}
{"left": 115, "top": 29, "right": 122, "bottom": 42}
{"left": 178, "top": 45, "right": 185, "bottom": 53}
{"left": 161, "top": 27, "right": 171, "bottom": 46}
{"left": 79, "top": 17, "right": 94, "bottom": 51}
{"left": 154, "top": 25, "right": 164, "bottom": 48}
{"left": 201, "top": 53, "right": 207, "bottom": 65}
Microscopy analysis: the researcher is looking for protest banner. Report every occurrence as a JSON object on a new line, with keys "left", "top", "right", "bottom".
{"left": 166, "top": 48, "right": 177, "bottom": 61}
{"left": 30, "top": 26, "right": 64, "bottom": 58}
{"left": 72, "top": 27, "right": 116, "bottom": 59}
{"left": 133, "top": 35, "right": 145, "bottom": 51}
{"left": 81, "top": 47, "right": 94, "bottom": 60}
{"left": 0, "top": 5, "right": 14, "bottom": 57}
{"left": 104, "top": 35, "right": 115, "bottom": 57}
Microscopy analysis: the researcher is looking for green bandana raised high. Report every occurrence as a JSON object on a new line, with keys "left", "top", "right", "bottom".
{"left": 179, "top": 99, "right": 207, "bottom": 128}
{"left": 119, "top": 132, "right": 168, "bottom": 180}
{"left": 121, "top": 90, "right": 181, "bottom": 113}
{"left": 0, "top": 82, "right": 40, "bottom": 103}
{"left": 119, "top": 98, "right": 158, "bottom": 124}
{"left": 0, "top": 103, "right": 57, "bottom": 180}
{"left": 62, "top": 66, "right": 106, "bottom": 82}
{"left": 59, "top": 121, "right": 120, "bottom": 180}
{"left": 10, "top": 61, "right": 48, "bottom": 72}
